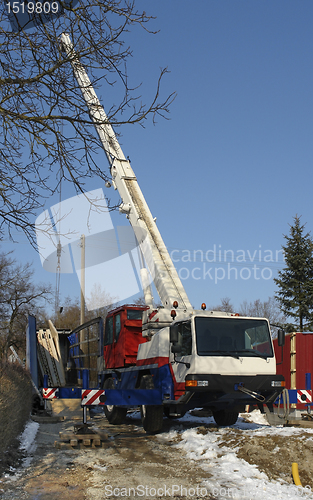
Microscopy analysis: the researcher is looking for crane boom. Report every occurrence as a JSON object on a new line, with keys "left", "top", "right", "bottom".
{"left": 32, "top": 35, "right": 285, "bottom": 435}
{"left": 60, "top": 33, "right": 192, "bottom": 311}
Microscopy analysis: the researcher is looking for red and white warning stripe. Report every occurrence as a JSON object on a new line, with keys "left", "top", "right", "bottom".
{"left": 43, "top": 388, "right": 59, "bottom": 399}
{"left": 81, "top": 389, "right": 105, "bottom": 406}
{"left": 297, "top": 389, "right": 312, "bottom": 403}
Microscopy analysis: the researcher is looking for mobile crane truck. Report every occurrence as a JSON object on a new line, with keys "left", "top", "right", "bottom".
{"left": 38, "top": 34, "right": 286, "bottom": 434}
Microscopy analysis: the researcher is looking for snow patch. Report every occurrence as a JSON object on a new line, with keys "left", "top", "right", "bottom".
{"left": 19, "top": 420, "right": 39, "bottom": 453}
{"left": 159, "top": 410, "right": 313, "bottom": 500}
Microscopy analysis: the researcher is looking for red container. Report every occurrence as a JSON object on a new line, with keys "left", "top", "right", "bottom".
{"left": 273, "top": 332, "right": 313, "bottom": 409}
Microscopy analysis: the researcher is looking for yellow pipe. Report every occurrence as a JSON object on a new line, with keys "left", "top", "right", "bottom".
{"left": 292, "top": 462, "right": 302, "bottom": 487}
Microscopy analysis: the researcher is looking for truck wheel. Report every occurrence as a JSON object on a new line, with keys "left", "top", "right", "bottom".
{"left": 213, "top": 409, "right": 238, "bottom": 426}
{"left": 103, "top": 378, "right": 127, "bottom": 425}
{"left": 140, "top": 375, "right": 163, "bottom": 434}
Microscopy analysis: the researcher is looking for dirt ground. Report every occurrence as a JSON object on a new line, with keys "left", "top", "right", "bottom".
{"left": 220, "top": 427, "right": 313, "bottom": 489}
{"left": 210, "top": 418, "right": 313, "bottom": 490}
{"left": 0, "top": 401, "right": 216, "bottom": 500}
{"left": 1, "top": 402, "right": 313, "bottom": 499}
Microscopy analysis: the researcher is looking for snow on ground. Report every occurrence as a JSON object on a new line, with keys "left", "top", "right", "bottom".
{"left": 158, "top": 410, "right": 313, "bottom": 500}
{"left": 1, "top": 420, "right": 39, "bottom": 483}
{"left": 18, "top": 419, "right": 39, "bottom": 470}
{"left": 19, "top": 420, "right": 39, "bottom": 455}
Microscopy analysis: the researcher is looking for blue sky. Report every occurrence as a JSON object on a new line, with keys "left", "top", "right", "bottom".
{"left": 4, "top": 1, "right": 313, "bottom": 314}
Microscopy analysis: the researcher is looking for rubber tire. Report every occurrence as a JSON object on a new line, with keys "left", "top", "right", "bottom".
{"left": 213, "top": 409, "right": 238, "bottom": 426}
{"left": 140, "top": 375, "right": 163, "bottom": 434}
{"left": 103, "top": 377, "right": 127, "bottom": 425}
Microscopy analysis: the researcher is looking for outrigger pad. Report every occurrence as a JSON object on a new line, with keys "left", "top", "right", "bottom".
{"left": 264, "top": 406, "right": 288, "bottom": 426}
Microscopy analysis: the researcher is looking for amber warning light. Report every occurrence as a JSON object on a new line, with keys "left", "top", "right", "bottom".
{"left": 186, "top": 380, "right": 197, "bottom": 387}
{"left": 186, "top": 380, "right": 209, "bottom": 388}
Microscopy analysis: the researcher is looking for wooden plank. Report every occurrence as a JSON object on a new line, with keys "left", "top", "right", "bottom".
{"left": 48, "top": 320, "right": 66, "bottom": 386}
{"left": 37, "top": 346, "right": 50, "bottom": 385}
{"left": 55, "top": 441, "right": 72, "bottom": 449}
{"left": 48, "top": 320, "right": 62, "bottom": 359}
{"left": 44, "top": 330, "right": 62, "bottom": 386}
{"left": 56, "top": 429, "right": 108, "bottom": 448}
{"left": 301, "top": 413, "right": 313, "bottom": 421}
{"left": 286, "top": 419, "right": 313, "bottom": 428}
{"left": 37, "top": 330, "right": 58, "bottom": 386}
{"left": 59, "top": 432, "right": 102, "bottom": 441}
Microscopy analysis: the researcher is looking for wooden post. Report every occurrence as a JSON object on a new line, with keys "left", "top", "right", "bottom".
{"left": 80, "top": 234, "right": 85, "bottom": 326}
{"left": 290, "top": 332, "right": 296, "bottom": 409}
{"left": 78, "top": 234, "right": 85, "bottom": 385}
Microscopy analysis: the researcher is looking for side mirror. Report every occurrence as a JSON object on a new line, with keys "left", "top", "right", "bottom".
{"left": 170, "top": 323, "right": 179, "bottom": 343}
{"left": 278, "top": 329, "right": 285, "bottom": 347}
{"left": 171, "top": 343, "right": 182, "bottom": 354}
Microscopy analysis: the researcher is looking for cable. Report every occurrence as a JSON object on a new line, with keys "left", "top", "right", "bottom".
{"left": 276, "top": 388, "right": 290, "bottom": 420}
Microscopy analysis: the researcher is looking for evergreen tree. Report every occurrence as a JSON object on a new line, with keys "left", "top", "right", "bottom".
{"left": 274, "top": 216, "right": 313, "bottom": 331}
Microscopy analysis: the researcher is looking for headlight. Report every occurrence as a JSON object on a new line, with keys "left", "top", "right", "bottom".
{"left": 271, "top": 381, "right": 285, "bottom": 387}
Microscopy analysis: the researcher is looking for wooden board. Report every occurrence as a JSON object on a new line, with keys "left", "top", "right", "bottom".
{"left": 37, "top": 329, "right": 59, "bottom": 386}
{"left": 55, "top": 429, "right": 108, "bottom": 448}
{"left": 48, "top": 320, "right": 66, "bottom": 385}
{"left": 285, "top": 419, "right": 313, "bottom": 428}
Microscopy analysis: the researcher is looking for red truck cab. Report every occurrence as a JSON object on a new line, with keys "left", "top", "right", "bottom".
{"left": 103, "top": 305, "right": 149, "bottom": 369}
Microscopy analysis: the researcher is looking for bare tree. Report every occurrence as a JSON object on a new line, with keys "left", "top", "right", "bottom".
{"left": 52, "top": 296, "right": 81, "bottom": 330}
{"left": 85, "top": 283, "right": 117, "bottom": 313}
{"left": 133, "top": 295, "right": 147, "bottom": 306}
{"left": 239, "top": 296, "right": 285, "bottom": 337}
{"left": 52, "top": 292, "right": 114, "bottom": 330}
{"left": 0, "top": 1, "right": 175, "bottom": 244}
{"left": 0, "top": 252, "right": 51, "bottom": 357}
{"left": 210, "top": 297, "right": 234, "bottom": 313}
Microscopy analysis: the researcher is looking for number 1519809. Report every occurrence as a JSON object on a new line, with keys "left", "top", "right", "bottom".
{"left": 6, "top": 2, "right": 59, "bottom": 14}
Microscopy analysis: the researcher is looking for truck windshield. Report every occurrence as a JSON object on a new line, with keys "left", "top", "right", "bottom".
{"left": 195, "top": 317, "right": 273, "bottom": 358}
